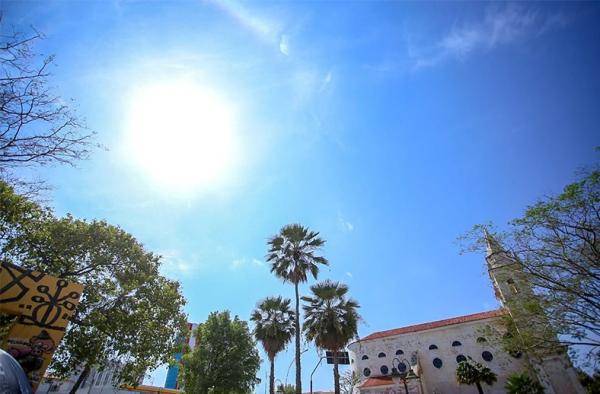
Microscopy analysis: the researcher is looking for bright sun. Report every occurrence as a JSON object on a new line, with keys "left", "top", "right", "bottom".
{"left": 124, "top": 80, "right": 235, "bottom": 192}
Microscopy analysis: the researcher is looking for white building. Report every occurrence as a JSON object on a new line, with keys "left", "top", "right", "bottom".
{"left": 347, "top": 233, "right": 584, "bottom": 394}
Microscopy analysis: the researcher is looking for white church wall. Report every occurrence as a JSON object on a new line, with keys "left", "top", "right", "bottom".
{"left": 348, "top": 316, "right": 531, "bottom": 394}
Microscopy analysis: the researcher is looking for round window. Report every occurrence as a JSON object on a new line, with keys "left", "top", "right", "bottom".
{"left": 380, "top": 365, "right": 389, "bottom": 375}
{"left": 432, "top": 358, "right": 443, "bottom": 369}
{"left": 429, "top": 344, "right": 438, "bottom": 350}
{"left": 378, "top": 352, "right": 386, "bottom": 358}
{"left": 476, "top": 337, "right": 487, "bottom": 343}
{"left": 456, "top": 354, "right": 467, "bottom": 363}
{"left": 452, "top": 340, "right": 462, "bottom": 347}
{"left": 395, "top": 349, "right": 404, "bottom": 355}
{"left": 363, "top": 368, "right": 371, "bottom": 377}
{"left": 397, "top": 362, "right": 407, "bottom": 373}
{"left": 361, "top": 355, "right": 369, "bottom": 360}
{"left": 482, "top": 351, "right": 493, "bottom": 362}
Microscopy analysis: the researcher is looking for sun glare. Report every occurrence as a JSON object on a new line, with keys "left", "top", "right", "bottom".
{"left": 124, "top": 80, "right": 236, "bottom": 192}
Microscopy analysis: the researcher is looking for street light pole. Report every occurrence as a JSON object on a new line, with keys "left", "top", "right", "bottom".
{"left": 391, "top": 357, "right": 413, "bottom": 394}
{"left": 310, "top": 356, "right": 326, "bottom": 394}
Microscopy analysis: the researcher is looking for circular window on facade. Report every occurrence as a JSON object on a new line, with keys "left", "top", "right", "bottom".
{"left": 378, "top": 352, "right": 386, "bottom": 358}
{"left": 361, "top": 355, "right": 369, "bottom": 360}
{"left": 380, "top": 365, "right": 389, "bottom": 375}
{"left": 363, "top": 368, "right": 371, "bottom": 377}
{"left": 397, "top": 362, "right": 407, "bottom": 373}
{"left": 510, "top": 351, "right": 523, "bottom": 359}
{"left": 429, "top": 344, "right": 438, "bottom": 350}
{"left": 482, "top": 351, "right": 493, "bottom": 362}
{"left": 395, "top": 349, "right": 404, "bottom": 355}
{"left": 432, "top": 358, "right": 443, "bottom": 369}
{"left": 452, "top": 340, "right": 462, "bottom": 347}
{"left": 476, "top": 337, "right": 487, "bottom": 343}
{"left": 456, "top": 354, "right": 467, "bottom": 363}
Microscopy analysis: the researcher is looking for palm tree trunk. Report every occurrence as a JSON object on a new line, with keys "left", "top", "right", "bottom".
{"left": 475, "top": 381, "right": 484, "bottom": 394}
{"left": 333, "top": 350, "right": 340, "bottom": 394}
{"left": 269, "top": 355, "right": 275, "bottom": 394}
{"left": 69, "top": 364, "right": 90, "bottom": 394}
{"left": 294, "top": 282, "right": 302, "bottom": 394}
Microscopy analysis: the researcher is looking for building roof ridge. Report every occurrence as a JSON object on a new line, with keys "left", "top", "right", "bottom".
{"left": 356, "top": 309, "right": 506, "bottom": 342}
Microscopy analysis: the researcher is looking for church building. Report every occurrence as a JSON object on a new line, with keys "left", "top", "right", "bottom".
{"left": 347, "top": 233, "right": 584, "bottom": 393}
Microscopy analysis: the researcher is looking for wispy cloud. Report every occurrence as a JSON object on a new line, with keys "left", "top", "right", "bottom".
{"left": 410, "top": 4, "right": 568, "bottom": 69}
{"left": 346, "top": 271, "right": 353, "bottom": 278}
{"left": 337, "top": 212, "right": 354, "bottom": 232}
{"left": 231, "top": 257, "right": 266, "bottom": 270}
{"left": 279, "top": 34, "right": 290, "bottom": 56}
{"left": 159, "top": 250, "right": 200, "bottom": 278}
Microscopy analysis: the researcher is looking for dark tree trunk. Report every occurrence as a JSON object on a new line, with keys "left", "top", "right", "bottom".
{"left": 294, "top": 282, "right": 302, "bottom": 394}
{"left": 476, "top": 381, "right": 484, "bottom": 394}
{"left": 69, "top": 364, "right": 90, "bottom": 394}
{"left": 333, "top": 351, "right": 340, "bottom": 394}
{"left": 270, "top": 355, "right": 275, "bottom": 394}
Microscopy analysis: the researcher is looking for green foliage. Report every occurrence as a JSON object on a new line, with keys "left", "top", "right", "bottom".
{"left": 276, "top": 383, "right": 295, "bottom": 394}
{"left": 302, "top": 280, "right": 360, "bottom": 394}
{"left": 181, "top": 311, "right": 261, "bottom": 394}
{"left": 0, "top": 180, "right": 188, "bottom": 385}
{"left": 461, "top": 163, "right": 600, "bottom": 363}
{"left": 456, "top": 358, "right": 497, "bottom": 394}
{"left": 251, "top": 296, "right": 295, "bottom": 394}
{"left": 578, "top": 369, "right": 600, "bottom": 394}
{"left": 505, "top": 373, "right": 544, "bottom": 394}
{"left": 267, "top": 223, "right": 328, "bottom": 394}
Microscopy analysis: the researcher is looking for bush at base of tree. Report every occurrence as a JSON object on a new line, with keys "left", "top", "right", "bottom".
{"left": 505, "top": 372, "right": 544, "bottom": 394}
{"left": 181, "top": 311, "right": 261, "bottom": 393}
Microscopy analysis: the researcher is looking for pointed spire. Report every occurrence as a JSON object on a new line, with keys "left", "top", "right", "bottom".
{"left": 483, "top": 228, "right": 502, "bottom": 257}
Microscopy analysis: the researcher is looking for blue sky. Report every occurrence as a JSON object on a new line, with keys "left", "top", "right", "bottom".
{"left": 3, "top": 1, "right": 600, "bottom": 391}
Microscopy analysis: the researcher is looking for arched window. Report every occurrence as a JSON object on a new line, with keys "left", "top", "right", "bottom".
{"left": 428, "top": 344, "right": 438, "bottom": 350}
{"left": 432, "top": 358, "right": 443, "bottom": 369}
{"left": 482, "top": 351, "right": 493, "bottom": 362}
{"left": 363, "top": 368, "right": 371, "bottom": 377}
{"left": 378, "top": 352, "right": 386, "bottom": 358}
{"left": 395, "top": 349, "right": 404, "bottom": 355}
{"left": 456, "top": 355, "right": 467, "bottom": 363}
{"left": 361, "top": 355, "right": 369, "bottom": 360}
{"left": 452, "top": 340, "right": 462, "bottom": 347}
{"left": 476, "top": 337, "right": 487, "bottom": 343}
{"left": 380, "top": 365, "right": 389, "bottom": 375}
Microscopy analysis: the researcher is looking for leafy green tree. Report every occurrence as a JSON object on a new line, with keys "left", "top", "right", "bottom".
{"left": 251, "top": 296, "right": 295, "bottom": 394}
{"left": 461, "top": 164, "right": 600, "bottom": 363}
{"left": 0, "top": 181, "right": 188, "bottom": 393}
{"left": 181, "top": 311, "right": 261, "bottom": 393}
{"left": 505, "top": 372, "right": 544, "bottom": 394}
{"left": 456, "top": 359, "right": 497, "bottom": 394}
{"left": 276, "top": 383, "right": 296, "bottom": 394}
{"left": 267, "top": 224, "right": 328, "bottom": 394}
{"left": 302, "top": 280, "right": 360, "bottom": 394}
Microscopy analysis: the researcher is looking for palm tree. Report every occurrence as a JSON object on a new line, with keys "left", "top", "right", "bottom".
{"left": 505, "top": 373, "right": 544, "bottom": 394}
{"left": 302, "top": 280, "right": 360, "bottom": 394}
{"left": 250, "top": 296, "right": 296, "bottom": 394}
{"left": 267, "top": 224, "right": 328, "bottom": 394}
{"left": 456, "top": 358, "right": 498, "bottom": 394}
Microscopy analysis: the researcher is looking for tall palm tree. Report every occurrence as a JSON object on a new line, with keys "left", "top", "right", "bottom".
{"left": 250, "top": 296, "right": 296, "bottom": 394}
{"left": 267, "top": 224, "right": 328, "bottom": 394}
{"left": 302, "top": 280, "right": 360, "bottom": 394}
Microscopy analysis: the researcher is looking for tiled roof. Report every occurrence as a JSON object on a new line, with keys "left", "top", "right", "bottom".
{"left": 361, "top": 376, "right": 394, "bottom": 387}
{"left": 359, "top": 309, "right": 506, "bottom": 342}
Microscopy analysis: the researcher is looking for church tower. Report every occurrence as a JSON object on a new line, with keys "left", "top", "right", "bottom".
{"left": 484, "top": 230, "right": 585, "bottom": 394}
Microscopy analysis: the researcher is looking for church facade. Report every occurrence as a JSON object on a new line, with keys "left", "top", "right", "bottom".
{"left": 347, "top": 233, "right": 584, "bottom": 394}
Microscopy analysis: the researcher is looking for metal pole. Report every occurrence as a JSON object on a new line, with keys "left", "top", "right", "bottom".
{"left": 310, "top": 356, "right": 325, "bottom": 394}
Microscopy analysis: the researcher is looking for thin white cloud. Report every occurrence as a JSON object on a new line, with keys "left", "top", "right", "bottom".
{"left": 410, "top": 4, "right": 568, "bottom": 69}
{"left": 279, "top": 34, "right": 290, "bottom": 56}
{"left": 346, "top": 271, "right": 353, "bottom": 278}
{"left": 337, "top": 212, "right": 354, "bottom": 232}
{"left": 159, "top": 250, "right": 199, "bottom": 278}
{"left": 231, "top": 257, "right": 266, "bottom": 270}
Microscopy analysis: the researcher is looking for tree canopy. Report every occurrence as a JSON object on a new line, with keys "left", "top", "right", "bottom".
{"left": 462, "top": 164, "right": 600, "bottom": 364}
{"left": 181, "top": 311, "right": 261, "bottom": 394}
{"left": 456, "top": 358, "right": 497, "bottom": 394}
{"left": 0, "top": 180, "right": 187, "bottom": 390}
